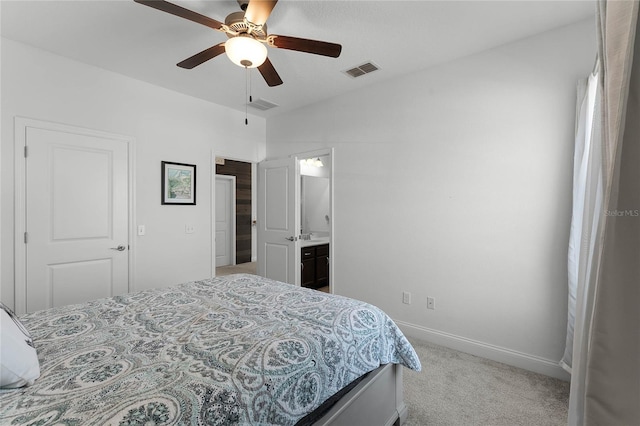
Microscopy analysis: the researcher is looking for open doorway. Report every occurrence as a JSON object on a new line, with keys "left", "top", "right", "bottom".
{"left": 299, "top": 154, "right": 331, "bottom": 293}
{"left": 256, "top": 148, "right": 334, "bottom": 293}
{"left": 215, "top": 158, "right": 257, "bottom": 276}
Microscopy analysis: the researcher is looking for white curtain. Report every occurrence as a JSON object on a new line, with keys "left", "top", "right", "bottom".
{"left": 565, "top": 1, "right": 640, "bottom": 425}
{"left": 561, "top": 65, "right": 602, "bottom": 376}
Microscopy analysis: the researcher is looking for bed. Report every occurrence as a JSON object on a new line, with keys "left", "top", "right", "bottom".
{"left": 0, "top": 274, "right": 421, "bottom": 425}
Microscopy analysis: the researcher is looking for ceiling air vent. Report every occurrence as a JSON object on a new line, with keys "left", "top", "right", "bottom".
{"left": 248, "top": 98, "right": 279, "bottom": 111}
{"left": 343, "top": 62, "right": 380, "bottom": 78}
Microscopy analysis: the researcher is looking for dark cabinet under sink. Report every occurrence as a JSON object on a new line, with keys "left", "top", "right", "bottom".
{"left": 301, "top": 244, "right": 329, "bottom": 289}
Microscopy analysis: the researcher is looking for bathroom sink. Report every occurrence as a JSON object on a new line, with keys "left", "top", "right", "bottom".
{"left": 300, "top": 236, "right": 330, "bottom": 247}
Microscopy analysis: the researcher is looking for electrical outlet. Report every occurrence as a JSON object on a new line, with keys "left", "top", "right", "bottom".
{"left": 402, "top": 292, "right": 412, "bottom": 305}
{"left": 427, "top": 297, "right": 435, "bottom": 310}
{"left": 185, "top": 225, "right": 195, "bottom": 234}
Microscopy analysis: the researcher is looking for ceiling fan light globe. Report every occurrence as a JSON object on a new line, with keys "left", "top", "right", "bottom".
{"left": 225, "top": 36, "right": 267, "bottom": 68}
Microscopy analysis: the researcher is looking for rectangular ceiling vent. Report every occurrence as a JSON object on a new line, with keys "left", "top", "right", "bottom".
{"left": 248, "top": 98, "right": 279, "bottom": 111}
{"left": 343, "top": 62, "right": 380, "bottom": 78}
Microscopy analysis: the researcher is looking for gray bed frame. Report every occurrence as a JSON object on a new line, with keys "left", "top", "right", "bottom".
{"left": 315, "top": 363, "right": 407, "bottom": 426}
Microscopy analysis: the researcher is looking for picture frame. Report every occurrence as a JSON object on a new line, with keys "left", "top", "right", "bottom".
{"left": 161, "top": 161, "right": 196, "bottom": 205}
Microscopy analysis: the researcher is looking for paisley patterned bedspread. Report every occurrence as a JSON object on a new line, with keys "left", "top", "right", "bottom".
{"left": 1, "top": 274, "right": 421, "bottom": 425}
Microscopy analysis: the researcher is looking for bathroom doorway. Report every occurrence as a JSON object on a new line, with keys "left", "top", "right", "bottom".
{"left": 299, "top": 153, "right": 331, "bottom": 293}
{"left": 256, "top": 148, "right": 334, "bottom": 293}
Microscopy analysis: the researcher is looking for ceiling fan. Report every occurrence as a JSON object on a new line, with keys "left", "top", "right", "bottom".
{"left": 134, "top": 0, "right": 343, "bottom": 87}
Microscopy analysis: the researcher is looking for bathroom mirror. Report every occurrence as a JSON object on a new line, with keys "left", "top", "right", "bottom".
{"left": 300, "top": 155, "right": 330, "bottom": 236}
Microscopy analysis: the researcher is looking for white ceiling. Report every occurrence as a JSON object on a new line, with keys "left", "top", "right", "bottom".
{"left": 1, "top": 0, "right": 595, "bottom": 118}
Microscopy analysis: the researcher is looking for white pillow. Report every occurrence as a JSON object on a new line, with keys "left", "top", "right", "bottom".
{"left": 0, "top": 302, "right": 40, "bottom": 388}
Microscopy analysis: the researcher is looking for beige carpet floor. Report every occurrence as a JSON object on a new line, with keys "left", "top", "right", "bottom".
{"left": 403, "top": 339, "right": 570, "bottom": 426}
{"left": 214, "top": 267, "right": 569, "bottom": 424}
{"left": 215, "top": 263, "right": 329, "bottom": 293}
{"left": 215, "top": 262, "right": 258, "bottom": 276}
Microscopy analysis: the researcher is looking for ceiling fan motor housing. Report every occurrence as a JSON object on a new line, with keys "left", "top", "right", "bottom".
{"left": 224, "top": 11, "right": 267, "bottom": 39}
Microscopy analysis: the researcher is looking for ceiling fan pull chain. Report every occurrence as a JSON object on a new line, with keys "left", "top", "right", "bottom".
{"left": 245, "top": 66, "right": 249, "bottom": 125}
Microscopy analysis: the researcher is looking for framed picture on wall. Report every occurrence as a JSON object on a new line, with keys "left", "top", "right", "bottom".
{"left": 161, "top": 161, "right": 196, "bottom": 205}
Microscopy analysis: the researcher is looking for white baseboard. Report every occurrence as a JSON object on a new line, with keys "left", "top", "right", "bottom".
{"left": 395, "top": 319, "right": 570, "bottom": 381}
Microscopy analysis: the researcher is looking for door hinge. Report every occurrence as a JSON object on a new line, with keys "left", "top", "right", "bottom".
{"left": 24, "top": 146, "right": 28, "bottom": 158}
{"left": 24, "top": 232, "right": 28, "bottom": 244}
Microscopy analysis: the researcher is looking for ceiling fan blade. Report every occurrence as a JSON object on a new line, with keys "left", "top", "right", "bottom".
{"left": 177, "top": 43, "right": 226, "bottom": 69}
{"left": 269, "top": 35, "right": 342, "bottom": 58}
{"left": 134, "top": 0, "right": 224, "bottom": 30}
{"left": 258, "top": 58, "right": 283, "bottom": 87}
{"left": 244, "top": 0, "right": 278, "bottom": 26}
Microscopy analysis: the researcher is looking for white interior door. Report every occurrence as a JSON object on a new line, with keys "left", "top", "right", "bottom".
{"left": 257, "top": 157, "right": 300, "bottom": 285}
{"left": 215, "top": 175, "right": 235, "bottom": 267}
{"left": 24, "top": 125, "right": 130, "bottom": 313}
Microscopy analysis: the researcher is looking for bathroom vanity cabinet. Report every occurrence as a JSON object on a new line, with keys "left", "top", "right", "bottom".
{"left": 301, "top": 244, "right": 329, "bottom": 289}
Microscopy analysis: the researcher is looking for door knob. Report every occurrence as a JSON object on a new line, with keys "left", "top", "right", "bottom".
{"left": 285, "top": 236, "right": 297, "bottom": 241}
{"left": 110, "top": 245, "right": 126, "bottom": 251}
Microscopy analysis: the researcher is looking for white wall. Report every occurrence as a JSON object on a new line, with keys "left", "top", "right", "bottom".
{"left": 266, "top": 20, "right": 596, "bottom": 378}
{"left": 1, "top": 38, "right": 266, "bottom": 310}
